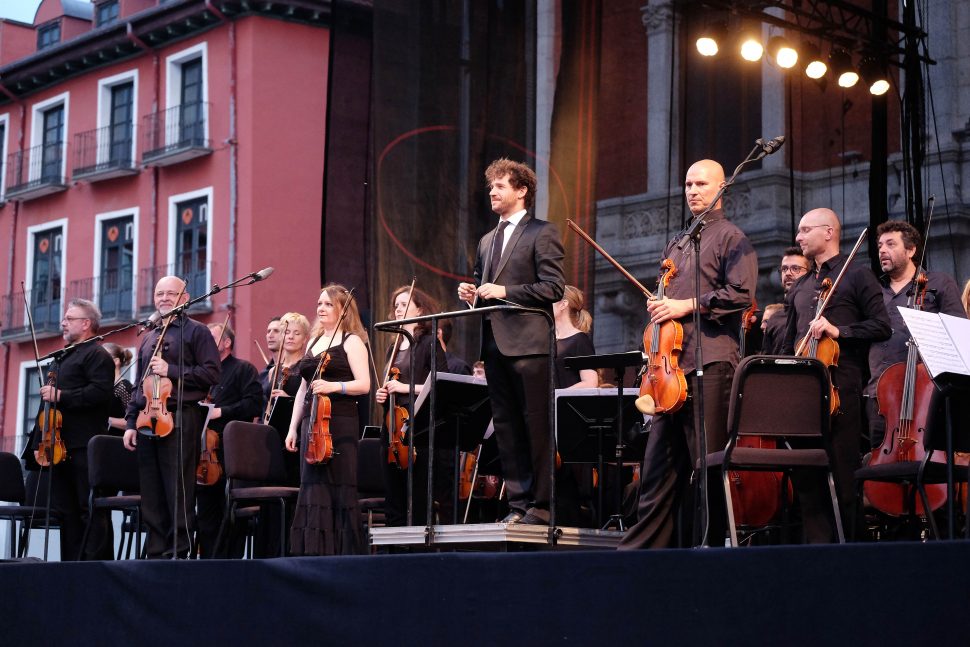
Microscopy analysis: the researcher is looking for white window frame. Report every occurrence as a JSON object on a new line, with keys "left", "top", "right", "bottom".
{"left": 93, "top": 207, "right": 140, "bottom": 318}
{"left": 0, "top": 112, "right": 9, "bottom": 199}
{"left": 164, "top": 42, "right": 208, "bottom": 147}
{"left": 167, "top": 186, "right": 213, "bottom": 302}
{"left": 29, "top": 91, "right": 70, "bottom": 183}
{"left": 15, "top": 359, "right": 39, "bottom": 458}
{"left": 95, "top": 69, "right": 139, "bottom": 167}
{"left": 24, "top": 217, "right": 69, "bottom": 327}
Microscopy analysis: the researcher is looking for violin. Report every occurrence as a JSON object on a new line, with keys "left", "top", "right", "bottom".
{"left": 797, "top": 278, "right": 841, "bottom": 415}
{"left": 385, "top": 367, "right": 412, "bottom": 470}
{"left": 382, "top": 278, "right": 417, "bottom": 470}
{"left": 305, "top": 351, "right": 335, "bottom": 465}
{"left": 729, "top": 299, "right": 792, "bottom": 529}
{"left": 35, "top": 371, "right": 66, "bottom": 467}
{"left": 196, "top": 313, "right": 230, "bottom": 486}
{"left": 636, "top": 259, "right": 688, "bottom": 415}
{"left": 136, "top": 285, "right": 184, "bottom": 437}
{"left": 794, "top": 228, "right": 868, "bottom": 416}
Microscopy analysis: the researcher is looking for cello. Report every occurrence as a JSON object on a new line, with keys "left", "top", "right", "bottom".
{"left": 728, "top": 300, "right": 792, "bottom": 529}
{"left": 135, "top": 283, "right": 185, "bottom": 437}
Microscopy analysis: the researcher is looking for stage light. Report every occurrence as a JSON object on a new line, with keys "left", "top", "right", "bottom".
{"left": 860, "top": 56, "right": 890, "bottom": 95}
{"left": 696, "top": 24, "right": 726, "bottom": 57}
{"left": 768, "top": 36, "right": 798, "bottom": 69}
{"left": 830, "top": 48, "right": 858, "bottom": 88}
{"left": 739, "top": 34, "right": 763, "bottom": 62}
{"left": 802, "top": 43, "right": 827, "bottom": 79}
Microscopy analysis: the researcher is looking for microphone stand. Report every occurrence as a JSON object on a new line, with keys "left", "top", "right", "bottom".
{"left": 675, "top": 142, "right": 766, "bottom": 548}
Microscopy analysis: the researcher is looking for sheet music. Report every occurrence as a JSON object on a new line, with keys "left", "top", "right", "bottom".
{"left": 898, "top": 307, "right": 970, "bottom": 379}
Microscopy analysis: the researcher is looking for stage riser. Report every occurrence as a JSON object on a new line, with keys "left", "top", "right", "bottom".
{"left": 2, "top": 541, "right": 969, "bottom": 644}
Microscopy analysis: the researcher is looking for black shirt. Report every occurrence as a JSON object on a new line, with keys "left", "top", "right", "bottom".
{"left": 659, "top": 208, "right": 759, "bottom": 373}
{"left": 783, "top": 252, "right": 891, "bottom": 387}
{"left": 208, "top": 354, "right": 263, "bottom": 432}
{"left": 555, "top": 331, "right": 595, "bottom": 388}
{"left": 761, "top": 309, "right": 787, "bottom": 355}
{"left": 865, "top": 269, "right": 966, "bottom": 395}
{"left": 34, "top": 342, "right": 114, "bottom": 450}
{"left": 125, "top": 314, "right": 221, "bottom": 428}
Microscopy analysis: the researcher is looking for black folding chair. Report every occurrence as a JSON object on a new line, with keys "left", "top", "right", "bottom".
{"left": 215, "top": 422, "right": 299, "bottom": 557}
{"left": 357, "top": 437, "right": 386, "bottom": 538}
{"left": 706, "top": 356, "right": 844, "bottom": 546}
{"left": 80, "top": 435, "right": 142, "bottom": 559}
{"left": 0, "top": 452, "right": 59, "bottom": 559}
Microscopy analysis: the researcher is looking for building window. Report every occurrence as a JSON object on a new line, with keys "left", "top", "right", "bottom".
{"left": 176, "top": 196, "right": 208, "bottom": 298}
{"left": 99, "top": 215, "right": 134, "bottom": 320}
{"left": 21, "top": 366, "right": 41, "bottom": 449}
{"left": 109, "top": 82, "right": 134, "bottom": 165}
{"left": 0, "top": 118, "right": 6, "bottom": 199}
{"left": 179, "top": 58, "right": 204, "bottom": 146}
{"left": 41, "top": 105, "right": 65, "bottom": 182}
{"left": 31, "top": 227, "right": 63, "bottom": 329}
{"left": 37, "top": 22, "right": 61, "bottom": 50}
{"left": 95, "top": 0, "right": 120, "bottom": 27}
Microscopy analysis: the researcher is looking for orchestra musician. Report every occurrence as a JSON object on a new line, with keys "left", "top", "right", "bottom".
{"left": 781, "top": 208, "right": 891, "bottom": 542}
{"left": 865, "top": 220, "right": 965, "bottom": 448}
{"left": 257, "top": 316, "right": 283, "bottom": 399}
{"left": 438, "top": 318, "right": 473, "bottom": 376}
{"left": 103, "top": 342, "right": 134, "bottom": 435}
{"left": 374, "top": 286, "right": 450, "bottom": 526}
{"left": 458, "top": 158, "right": 565, "bottom": 526}
{"left": 762, "top": 247, "right": 811, "bottom": 355}
{"left": 34, "top": 299, "right": 115, "bottom": 560}
{"left": 284, "top": 285, "right": 370, "bottom": 555}
{"left": 265, "top": 312, "right": 311, "bottom": 487}
{"left": 618, "top": 159, "right": 758, "bottom": 550}
{"left": 123, "top": 276, "right": 221, "bottom": 559}
{"left": 962, "top": 278, "right": 970, "bottom": 318}
{"left": 194, "top": 321, "right": 263, "bottom": 558}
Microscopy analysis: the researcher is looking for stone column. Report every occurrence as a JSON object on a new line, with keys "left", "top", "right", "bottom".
{"left": 535, "top": 0, "right": 561, "bottom": 221}
{"left": 642, "top": 0, "right": 680, "bottom": 193}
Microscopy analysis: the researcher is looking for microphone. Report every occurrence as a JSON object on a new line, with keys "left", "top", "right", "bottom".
{"left": 137, "top": 312, "right": 162, "bottom": 336}
{"left": 251, "top": 267, "right": 275, "bottom": 283}
{"left": 756, "top": 136, "right": 785, "bottom": 157}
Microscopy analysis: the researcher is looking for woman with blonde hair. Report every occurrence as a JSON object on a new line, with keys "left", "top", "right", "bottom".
{"left": 285, "top": 285, "right": 370, "bottom": 555}
{"left": 554, "top": 285, "right": 597, "bottom": 389}
{"left": 264, "top": 311, "right": 310, "bottom": 486}
{"left": 103, "top": 342, "right": 134, "bottom": 435}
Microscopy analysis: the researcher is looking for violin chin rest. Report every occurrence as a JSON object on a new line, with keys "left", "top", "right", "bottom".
{"left": 635, "top": 394, "right": 656, "bottom": 416}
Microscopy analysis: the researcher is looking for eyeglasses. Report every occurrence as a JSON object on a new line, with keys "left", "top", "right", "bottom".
{"left": 154, "top": 291, "right": 182, "bottom": 298}
{"left": 797, "top": 224, "right": 831, "bottom": 235}
{"left": 61, "top": 316, "right": 90, "bottom": 322}
{"left": 779, "top": 265, "right": 810, "bottom": 275}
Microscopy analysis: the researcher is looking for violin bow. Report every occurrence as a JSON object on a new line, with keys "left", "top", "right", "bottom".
{"left": 906, "top": 195, "right": 935, "bottom": 308}
{"left": 566, "top": 219, "right": 655, "bottom": 300}
{"left": 312, "top": 287, "right": 357, "bottom": 381}
{"left": 382, "top": 277, "right": 416, "bottom": 385}
{"left": 795, "top": 228, "right": 867, "bottom": 356}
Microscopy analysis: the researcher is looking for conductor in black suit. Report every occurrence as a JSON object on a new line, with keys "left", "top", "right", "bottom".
{"left": 458, "top": 158, "right": 565, "bottom": 525}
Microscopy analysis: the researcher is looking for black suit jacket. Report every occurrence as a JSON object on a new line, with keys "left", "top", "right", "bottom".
{"left": 473, "top": 212, "right": 565, "bottom": 357}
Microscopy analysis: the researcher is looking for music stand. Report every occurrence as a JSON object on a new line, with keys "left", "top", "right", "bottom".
{"left": 555, "top": 387, "right": 642, "bottom": 526}
{"left": 563, "top": 351, "right": 645, "bottom": 530}
{"left": 411, "top": 372, "right": 492, "bottom": 524}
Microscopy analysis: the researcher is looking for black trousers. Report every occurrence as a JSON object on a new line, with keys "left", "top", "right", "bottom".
{"left": 482, "top": 323, "right": 553, "bottom": 513}
{"left": 136, "top": 406, "right": 201, "bottom": 558}
{"left": 618, "top": 362, "right": 732, "bottom": 550}
{"left": 50, "top": 446, "right": 113, "bottom": 561}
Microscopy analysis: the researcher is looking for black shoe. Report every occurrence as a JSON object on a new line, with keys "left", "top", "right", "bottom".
{"left": 501, "top": 511, "right": 524, "bottom": 524}
{"left": 521, "top": 508, "right": 550, "bottom": 525}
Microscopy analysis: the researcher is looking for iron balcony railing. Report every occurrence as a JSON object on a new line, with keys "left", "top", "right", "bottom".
{"left": 0, "top": 283, "right": 64, "bottom": 341}
{"left": 137, "top": 261, "right": 214, "bottom": 315}
{"left": 5, "top": 144, "right": 67, "bottom": 199}
{"left": 73, "top": 123, "right": 137, "bottom": 180}
{"left": 142, "top": 102, "right": 211, "bottom": 163}
{"left": 67, "top": 270, "right": 135, "bottom": 324}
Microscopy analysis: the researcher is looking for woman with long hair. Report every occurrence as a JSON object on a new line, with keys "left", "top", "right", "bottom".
{"left": 554, "top": 285, "right": 597, "bottom": 389}
{"left": 265, "top": 311, "right": 310, "bottom": 487}
{"left": 374, "top": 285, "right": 449, "bottom": 526}
{"left": 284, "top": 285, "right": 370, "bottom": 555}
{"left": 103, "top": 342, "right": 134, "bottom": 435}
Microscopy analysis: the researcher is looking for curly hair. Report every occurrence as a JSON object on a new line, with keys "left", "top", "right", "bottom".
{"left": 484, "top": 158, "right": 537, "bottom": 210}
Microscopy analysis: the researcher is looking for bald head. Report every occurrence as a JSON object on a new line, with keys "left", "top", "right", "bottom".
{"left": 685, "top": 159, "right": 726, "bottom": 215}
{"left": 796, "top": 208, "right": 841, "bottom": 265}
{"left": 154, "top": 276, "right": 189, "bottom": 315}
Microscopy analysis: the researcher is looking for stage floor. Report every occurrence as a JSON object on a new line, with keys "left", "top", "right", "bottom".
{"left": 3, "top": 540, "right": 970, "bottom": 645}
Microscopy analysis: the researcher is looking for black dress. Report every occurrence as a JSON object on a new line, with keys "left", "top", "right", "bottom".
{"left": 266, "top": 364, "right": 303, "bottom": 487}
{"left": 554, "top": 332, "right": 595, "bottom": 388}
{"left": 108, "top": 378, "right": 133, "bottom": 436}
{"left": 290, "top": 335, "right": 364, "bottom": 556}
